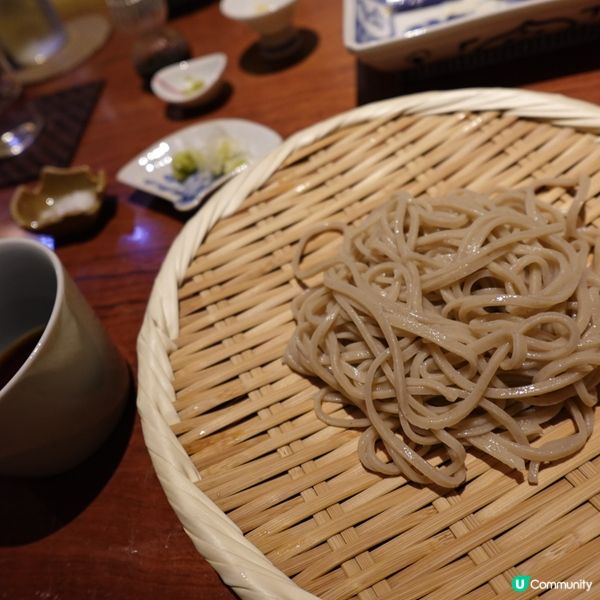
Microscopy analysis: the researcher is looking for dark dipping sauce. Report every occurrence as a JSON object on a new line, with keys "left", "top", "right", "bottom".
{"left": 0, "top": 326, "right": 44, "bottom": 391}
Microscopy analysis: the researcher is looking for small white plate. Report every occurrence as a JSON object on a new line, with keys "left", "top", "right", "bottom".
{"left": 117, "top": 118, "right": 282, "bottom": 211}
{"left": 150, "top": 53, "right": 227, "bottom": 107}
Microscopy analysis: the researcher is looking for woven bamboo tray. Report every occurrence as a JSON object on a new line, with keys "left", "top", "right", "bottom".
{"left": 137, "top": 88, "right": 600, "bottom": 600}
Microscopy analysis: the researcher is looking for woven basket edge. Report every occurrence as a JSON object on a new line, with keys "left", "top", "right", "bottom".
{"left": 136, "top": 87, "right": 600, "bottom": 600}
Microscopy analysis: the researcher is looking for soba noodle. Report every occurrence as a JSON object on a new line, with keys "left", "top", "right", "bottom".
{"left": 284, "top": 180, "right": 600, "bottom": 488}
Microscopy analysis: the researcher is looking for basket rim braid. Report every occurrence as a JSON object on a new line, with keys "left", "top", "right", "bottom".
{"left": 136, "top": 87, "right": 600, "bottom": 599}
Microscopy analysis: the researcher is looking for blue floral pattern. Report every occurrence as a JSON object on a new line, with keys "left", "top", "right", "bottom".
{"left": 353, "top": 0, "right": 573, "bottom": 44}
{"left": 144, "top": 170, "right": 215, "bottom": 205}
{"left": 356, "top": 0, "right": 395, "bottom": 43}
{"left": 382, "top": 0, "right": 450, "bottom": 12}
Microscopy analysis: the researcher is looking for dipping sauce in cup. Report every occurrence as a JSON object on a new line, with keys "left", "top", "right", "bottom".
{"left": 0, "top": 238, "right": 130, "bottom": 477}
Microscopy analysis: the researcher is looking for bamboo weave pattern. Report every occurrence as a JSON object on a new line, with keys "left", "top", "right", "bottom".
{"left": 168, "top": 108, "right": 600, "bottom": 599}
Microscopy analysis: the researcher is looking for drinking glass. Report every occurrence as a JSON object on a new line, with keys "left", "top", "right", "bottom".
{"left": 0, "top": 56, "right": 43, "bottom": 159}
{"left": 0, "top": 0, "right": 66, "bottom": 68}
{"left": 105, "top": 0, "right": 190, "bottom": 82}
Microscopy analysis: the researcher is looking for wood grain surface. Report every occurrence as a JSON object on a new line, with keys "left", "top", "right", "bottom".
{"left": 1, "top": 1, "right": 600, "bottom": 598}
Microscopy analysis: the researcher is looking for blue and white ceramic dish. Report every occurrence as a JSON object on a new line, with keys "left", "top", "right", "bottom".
{"left": 344, "top": 0, "right": 600, "bottom": 70}
{"left": 117, "top": 119, "right": 282, "bottom": 211}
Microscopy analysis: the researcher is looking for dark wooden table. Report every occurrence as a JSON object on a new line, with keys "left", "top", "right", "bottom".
{"left": 1, "top": 2, "right": 600, "bottom": 598}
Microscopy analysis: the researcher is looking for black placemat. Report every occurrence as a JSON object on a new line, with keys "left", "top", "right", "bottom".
{"left": 0, "top": 80, "right": 104, "bottom": 189}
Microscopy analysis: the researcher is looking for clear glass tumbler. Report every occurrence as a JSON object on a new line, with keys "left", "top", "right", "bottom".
{"left": 105, "top": 0, "right": 190, "bottom": 83}
{"left": 0, "top": 56, "right": 43, "bottom": 159}
{"left": 0, "top": 0, "right": 67, "bottom": 68}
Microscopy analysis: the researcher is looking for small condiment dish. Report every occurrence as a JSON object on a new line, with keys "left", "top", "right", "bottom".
{"left": 150, "top": 53, "right": 227, "bottom": 107}
{"left": 10, "top": 165, "right": 106, "bottom": 238}
{"left": 220, "top": 0, "right": 299, "bottom": 57}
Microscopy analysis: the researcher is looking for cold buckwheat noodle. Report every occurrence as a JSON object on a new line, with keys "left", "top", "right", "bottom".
{"left": 284, "top": 179, "right": 600, "bottom": 488}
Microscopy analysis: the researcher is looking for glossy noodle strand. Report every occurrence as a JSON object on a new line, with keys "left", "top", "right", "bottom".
{"left": 284, "top": 181, "right": 600, "bottom": 488}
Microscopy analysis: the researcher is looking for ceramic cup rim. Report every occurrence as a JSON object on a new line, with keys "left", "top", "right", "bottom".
{"left": 220, "top": 0, "right": 296, "bottom": 22}
{"left": 0, "top": 237, "right": 65, "bottom": 400}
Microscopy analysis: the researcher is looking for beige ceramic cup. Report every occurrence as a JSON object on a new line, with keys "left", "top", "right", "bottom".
{"left": 0, "top": 238, "right": 129, "bottom": 476}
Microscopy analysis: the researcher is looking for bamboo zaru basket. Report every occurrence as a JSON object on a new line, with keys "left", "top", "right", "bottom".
{"left": 137, "top": 89, "right": 600, "bottom": 600}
